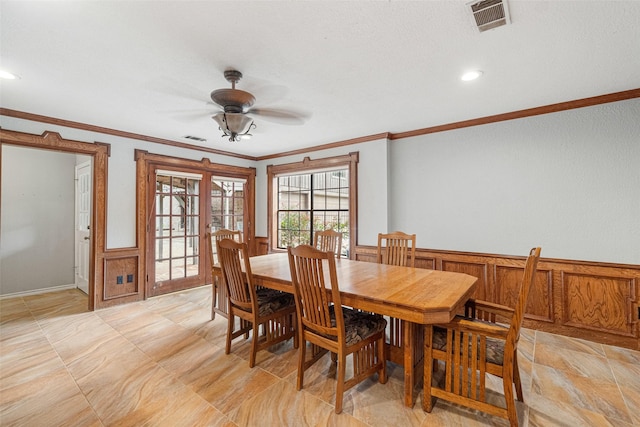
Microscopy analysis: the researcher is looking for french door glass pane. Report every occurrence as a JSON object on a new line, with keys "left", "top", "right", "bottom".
{"left": 210, "top": 179, "right": 246, "bottom": 263}
{"left": 154, "top": 173, "right": 200, "bottom": 282}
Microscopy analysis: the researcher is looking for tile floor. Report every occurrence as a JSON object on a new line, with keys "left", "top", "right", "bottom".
{"left": 1, "top": 286, "right": 638, "bottom": 426}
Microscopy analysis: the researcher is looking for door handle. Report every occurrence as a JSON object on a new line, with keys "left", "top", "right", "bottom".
{"left": 84, "top": 236, "right": 90, "bottom": 240}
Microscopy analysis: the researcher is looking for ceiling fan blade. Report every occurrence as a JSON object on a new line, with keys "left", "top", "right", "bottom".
{"left": 249, "top": 108, "right": 308, "bottom": 125}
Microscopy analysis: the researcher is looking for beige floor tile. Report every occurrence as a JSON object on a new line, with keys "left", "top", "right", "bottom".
{"left": 531, "top": 363, "right": 632, "bottom": 423}
{"left": 231, "top": 379, "right": 368, "bottom": 427}
{"left": 609, "top": 359, "right": 640, "bottom": 425}
{"left": 179, "top": 347, "right": 281, "bottom": 415}
{"left": 602, "top": 343, "right": 640, "bottom": 365}
{"left": 527, "top": 393, "right": 634, "bottom": 427}
{"left": 230, "top": 335, "right": 299, "bottom": 378}
{"left": 535, "top": 331, "right": 605, "bottom": 357}
{"left": 0, "top": 342, "right": 65, "bottom": 390}
{"left": 350, "top": 375, "right": 427, "bottom": 427}
{"left": 0, "top": 366, "right": 100, "bottom": 427}
{"left": 534, "top": 343, "right": 614, "bottom": 381}
{"left": 155, "top": 393, "right": 233, "bottom": 427}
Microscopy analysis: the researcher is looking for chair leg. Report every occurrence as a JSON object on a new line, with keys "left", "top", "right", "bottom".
{"left": 513, "top": 351, "right": 524, "bottom": 402}
{"left": 335, "top": 353, "right": 347, "bottom": 414}
{"left": 292, "top": 314, "right": 299, "bottom": 349}
{"left": 297, "top": 338, "right": 306, "bottom": 390}
{"left": 249, "top": 321, "right": 258, "bottom": 368}
{"left": 211, "top": 282, "right": 217, "bottom": 320}
{"left": 225, "top": 312, "right": 234, "bottom": 355}
{"left": 503, "top": 373, "right": 518, "bottom": 426}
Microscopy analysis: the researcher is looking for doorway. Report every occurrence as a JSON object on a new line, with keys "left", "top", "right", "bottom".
{"left": 75, "top": 159, "right": 92, "bottom": 294}
{"left": 137, "top": 152, "right": 256, "bottom": 299}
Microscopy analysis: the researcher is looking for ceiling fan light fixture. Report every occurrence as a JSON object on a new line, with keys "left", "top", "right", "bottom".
{"left": 212, "top": 112, "right": 255, "bottom": 142}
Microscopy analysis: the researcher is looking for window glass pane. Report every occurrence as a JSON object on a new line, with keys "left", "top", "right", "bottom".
{"left": 276, "top": 167, "right": 348, "bottom": 250}
{"left": 185, "top": 256, "right": 199, "bottom": 277}
{"left": 172, "top": 257, "right": 185, "bottom": 279}
{"left": 187, "top": 179, "right": 199, "bottom": 195}
{"left": 156, "top": 259, "right": 170, "bottom": 282}
{"left": 171, "top": 237, "right": 185, "bottom": 257}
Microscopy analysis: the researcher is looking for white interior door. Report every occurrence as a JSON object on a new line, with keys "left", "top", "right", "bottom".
{"left": 75, "top": 161, "right": 91, "bottom": 294}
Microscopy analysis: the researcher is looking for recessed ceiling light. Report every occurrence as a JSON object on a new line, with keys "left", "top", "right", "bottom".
{"left": 461, "top": 70, "right": 483, "bottom": 81}
{"left": 0, "top": 70, "right": 20, "bottom": 80}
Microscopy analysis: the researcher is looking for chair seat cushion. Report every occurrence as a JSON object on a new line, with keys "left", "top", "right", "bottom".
{"left": 324, "top": 306, "right": 386, "bottom": 346}
{"left": 255, "top": 288, "right": 295, "bottom": 317}
{"left": 343, "top": 308, "right": 387, "bottom": 346}
{"left": 432, "top": 323, "right": 506, "bottom": 365}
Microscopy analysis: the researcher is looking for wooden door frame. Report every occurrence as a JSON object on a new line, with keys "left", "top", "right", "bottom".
{"left": 135, "top": 150, "right": 256, "bottom": 297}
{"left": 0, "top": 129, "right": 109, "bottom": 310}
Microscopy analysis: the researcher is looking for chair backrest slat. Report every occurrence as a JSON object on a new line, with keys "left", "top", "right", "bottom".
{"left": 314, "top": 229, "right": 343, "bottom": 258}
{"left": 288, "top": 245, "right": 344, "bottom": 338}
{"left": 208, "top": 228, "right": 242, "bottom": 266}
{"left": 217, "top": 238, "right": 256, "bottom": 312}
{"left": 377, "top": 231, "right": 416, "bottom": 267}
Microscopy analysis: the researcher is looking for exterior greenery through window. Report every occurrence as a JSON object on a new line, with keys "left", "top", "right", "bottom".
{"left": 277, "top": 169, "right": 349, "bottom": 255}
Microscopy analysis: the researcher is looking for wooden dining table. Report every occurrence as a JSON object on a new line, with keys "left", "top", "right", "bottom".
{"left": 236, "top": 252, "right": 478, "bottom": 409}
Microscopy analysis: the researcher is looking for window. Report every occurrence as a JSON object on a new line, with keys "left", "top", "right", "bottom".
{"left": 276, "top": 170, "right": 349, "bottom": 253}
{"left": 268, "top": 153, "right": 358, "bottom": 257}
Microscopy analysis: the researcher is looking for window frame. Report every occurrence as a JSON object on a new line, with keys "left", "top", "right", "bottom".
{"left": 267, "top": 152, "right": 358, "bottom": 258}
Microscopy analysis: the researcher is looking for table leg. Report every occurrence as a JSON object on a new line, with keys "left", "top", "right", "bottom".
{"left": 403, "top": 320, "right": 414, "bottom": 407}
{"left": 423, "top": 325, "right": 434, "bottom": 412}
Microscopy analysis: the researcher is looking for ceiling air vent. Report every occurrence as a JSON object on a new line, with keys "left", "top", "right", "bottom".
{"left": 183, "top": 135, "right": 207, "bottom": 143}
{"left": 468, "top": 0, "right": 510, "bottom": 32}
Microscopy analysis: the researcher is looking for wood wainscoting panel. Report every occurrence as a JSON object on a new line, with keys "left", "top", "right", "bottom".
{"left": 101, "top": 249, "right": 143, "bottom": 306}
{"left": 495, "top": 266, "right": 554, "bottom": 322}
{"left": 353, "top": 245, "right": 640, "bottom": 350}
{"left": 561, "top": 273, "right": 636, "bottom": 337}
{"left": 441, "top": 261, "right": 489, "bottom": 301}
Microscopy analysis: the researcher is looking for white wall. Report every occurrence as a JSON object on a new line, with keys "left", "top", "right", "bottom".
{"left": 1, "top": 145, "right": 76, "bottom": 294}
{"left": 389, "top": 99, "right": 640, "bottom": 264}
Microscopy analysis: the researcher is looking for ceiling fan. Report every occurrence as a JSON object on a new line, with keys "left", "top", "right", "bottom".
{"left": 209, "top": 69, "right": 305, "bottom": 142}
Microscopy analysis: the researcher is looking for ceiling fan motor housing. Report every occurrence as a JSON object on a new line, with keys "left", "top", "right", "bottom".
{"left": 210, "top": 69, "right": 256, "bottom": 113}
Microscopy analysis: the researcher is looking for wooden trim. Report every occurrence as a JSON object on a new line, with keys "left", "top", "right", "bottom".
{"left": 0, "top": 129, "right": 110, "bottom": 310}
{"left": 256, "top": 133, "right": 389, "bottom": 161}
{"left": 389, "top": 88, "right": 640, "bottom": 140}
{"left": 355, "top": 245, "right": 640, "bottom": 350}
{"left": 0, "top": 108, "right": 255, "bottom": 161}
{"left": 267, "top": 152, "right": 359, "bottom": 257}
{"left": 3, "top": 90, "right": 637, "bottom": 160}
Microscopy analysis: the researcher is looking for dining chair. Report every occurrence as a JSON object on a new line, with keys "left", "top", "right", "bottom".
{"left": 217, "top": 238, "right": 298, "bottom": 368}
{"left": 313, "top": 228, "right": 343, "bottom": 258}
{"left": 206, "top": 229, "right": 242, "bottom": 319}
{"left": 376, "top": 231, "right": 417, "bottom": 366}
{"left": 287, "top": 244, "right": 387, "bottom": 414}
{"left": 424, "top": 247, "right": 541, "bottom": 426}
{"left": 376, "top": 231, "right": 416, "bottom": 267}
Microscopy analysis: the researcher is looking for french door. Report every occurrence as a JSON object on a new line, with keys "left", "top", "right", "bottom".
{"left": 146, "top": 164, "right": 253, "bottom": 297}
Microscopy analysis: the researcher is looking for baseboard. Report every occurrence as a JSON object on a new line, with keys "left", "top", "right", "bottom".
{"left": 0, "top": 284, "right": 79, "bottom": 300}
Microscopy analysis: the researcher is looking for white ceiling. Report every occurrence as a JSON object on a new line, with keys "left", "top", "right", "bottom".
{"left": 1, "top": 1, "right": 639, "bottom": 158}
